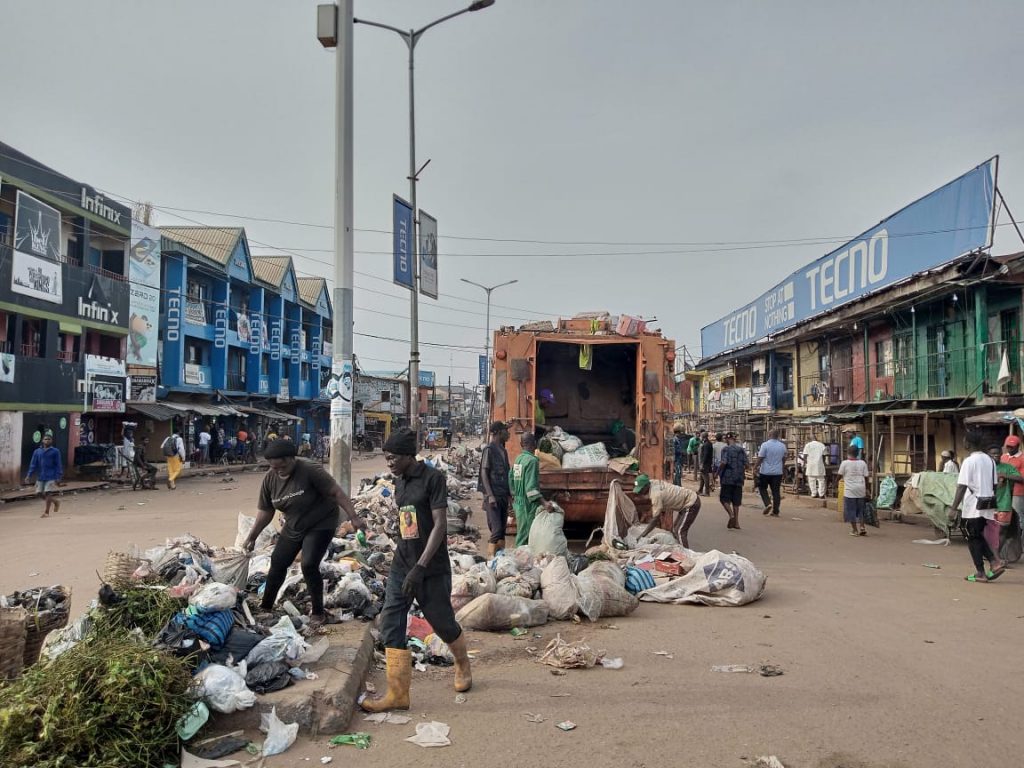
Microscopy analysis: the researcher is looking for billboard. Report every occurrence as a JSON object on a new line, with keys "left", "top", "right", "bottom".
{"left": 479, "top": 355, "right": 488, "bottom": 386}
{"left": 15, "top": 190, "right": 62, "bottom": 262}
{"left": 393, "top": 195, "right": 414, "bottom": 291}
{"left": 419, "top": 209, "right": 438, "bottom": 299}
{"left": 129, "top": 221, "right": 161, "bottom": 288}
{"left": 700, "top": 159, "right": 997, "bottom": 359}
{"left": 128, "top": 283, "right": 159, "bottom": 366}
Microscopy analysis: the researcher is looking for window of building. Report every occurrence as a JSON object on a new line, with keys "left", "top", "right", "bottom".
{"left": 894, "top": 334, "right": 912, "bottom": 377}
{"left": 282, "top": 359, "right": 291, "bottom": 379}
{"left": 301, "top": 363, "right": 310, "bottom": 382}
{"left": 875, "top": 339, "right": 894, "bottom": 378}
{"left": 0, "top": 311, "right": 11, "bottom": 354}
{"left": 380, "top": 390, "right": 391, "bottom": 403}
{"left": 261, "top": 355, "right": 269, "bottom": 376}
{"left": 57, "top": 332, "right": 81, "bottom": 363}
{"left": 21, "top": 318, "right": 45, "bottom": 358}
{"left": 186, "top": 341, "right": 204, "bottom": 365}
{"left": 87, "top": 247, "right": 124, "bottom": 275}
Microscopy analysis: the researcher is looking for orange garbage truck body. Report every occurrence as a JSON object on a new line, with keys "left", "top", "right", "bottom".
{"left": 489, "top": 316, "right": 678, "bottom": 530}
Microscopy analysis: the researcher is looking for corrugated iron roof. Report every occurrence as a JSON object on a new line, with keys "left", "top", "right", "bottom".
{"left": 297, "top": 276, "right": 326, "bottom": 307}
{"left": 161, "top": 226, "right": 243, "bottom": 266}
{"left": 251, "top": 256, "right": 290, "bottom": 287}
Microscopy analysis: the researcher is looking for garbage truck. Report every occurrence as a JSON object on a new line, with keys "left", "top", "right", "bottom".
{"left": 488, "top": 313, "right": 680, "bottom": 530}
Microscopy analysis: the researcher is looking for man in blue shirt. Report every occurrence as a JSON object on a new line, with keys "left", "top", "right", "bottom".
{"left": 846, "top": 427, "right": 865, "bottom": 459}
{"left": 754, "top": 429, "right": 787, "bottom": 517}
{"left": 25, "top": 432, "right": 63, "bottom": 518}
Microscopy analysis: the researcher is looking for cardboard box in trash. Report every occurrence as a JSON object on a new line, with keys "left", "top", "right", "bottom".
{"left": 615, "top": 314, "right": 646, "bottom": 337}
{"left": 653, "top": 551, "right": 689, "bottom": 576}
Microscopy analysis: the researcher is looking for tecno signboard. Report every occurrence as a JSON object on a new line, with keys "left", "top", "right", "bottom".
{"left": 700, "top": 159, "right": 997, "bottom": 360}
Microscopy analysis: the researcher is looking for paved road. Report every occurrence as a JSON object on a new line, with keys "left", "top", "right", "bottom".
{"left": 4, "top": 468, "right": 1023, "bottom": 767}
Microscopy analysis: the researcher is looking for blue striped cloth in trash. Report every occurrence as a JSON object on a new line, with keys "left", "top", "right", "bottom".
{"left": 624, "top": 566, "right": 656, "bottom": 595}
{"left": 178, "top": 605, "right": 234, "bottom": 648}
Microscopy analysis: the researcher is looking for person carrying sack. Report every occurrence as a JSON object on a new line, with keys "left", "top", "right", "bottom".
{"left": 161, "top": 430, "right": 186, "bottom": 490}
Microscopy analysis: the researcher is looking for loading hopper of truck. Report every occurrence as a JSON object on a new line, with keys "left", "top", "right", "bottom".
{"left": 489, "top": 316, "right": 678, "bottom": 532}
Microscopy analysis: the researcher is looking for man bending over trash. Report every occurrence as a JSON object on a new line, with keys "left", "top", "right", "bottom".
{"left": 633, "top": 473, "right": 702, "bottom": 549}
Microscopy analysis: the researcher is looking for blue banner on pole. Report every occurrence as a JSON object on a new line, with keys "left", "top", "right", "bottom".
{"left": 418, "top": 370, "right": 435, "bottom": 388}
{"left": 393, "top": 195, "right": 414, "bottom": 291}
{"left": 479, "top": 355, "right": 488, "bottom": 386}
{"left": 700, "top": 159, "right": 997, "bottom": 360}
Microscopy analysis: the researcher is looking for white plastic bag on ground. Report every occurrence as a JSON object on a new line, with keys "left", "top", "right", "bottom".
{"left": 528, "top": 504, "right": 569, "bottom": 558}
{"left": 510, "top": 546, "right": 535, "bottom": 572}
{"left": 189, "top": 582, "right": 238, "bottom": 612}
{"left": 492, "top": 554, "right": 519, "bottom": 581}
{"left": 455, "top": 593, "right": 548, "bottom": 631}
{"left": 261, "top": 706, "right": 299, "bottom": 756}
{"left": 539, "top": 556, "right": 581, "bottom": 620}
{"left": 562, "top": 442, "right": 609, "bottom": 469}
{"left": 639, "top": 550, "right": 767, "bottom": 606}
{"left": 626, "top": 524, "right": 677, "bottom": 548}
{"left": 195, "top": 664, "right": 256, "bottom": 714}
{"left": 406, "top": 720, "right": 452, "bottom": 748}
{"left": 496, "top": 575, "right": 535, "bottom": 598}
{"left": 246, "top": 616, "right": 309, "bottom": 664}
{"left": 235, "top": 512, "right": 276, "bottom": 551}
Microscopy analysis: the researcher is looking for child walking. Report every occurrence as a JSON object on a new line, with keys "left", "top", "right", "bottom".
{"left": 839, "top": 446, "right": 870, "bottom": 536}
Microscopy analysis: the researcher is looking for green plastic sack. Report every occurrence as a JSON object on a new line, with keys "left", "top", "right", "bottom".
{"left": 876, "top": 475, "right": 897, "bottom": 510}
{"left": 330, "top": 733, "right": 372, "bottom": 749}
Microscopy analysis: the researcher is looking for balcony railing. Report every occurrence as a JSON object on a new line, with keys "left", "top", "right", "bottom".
{"left": 56, "top": 349, "right": 75, "bottom": 363}
{"left": 20, "top": 344, "right": 41, "bottom": 358}
{"left": 227, "top": 372, "right": 247, "bottom": 391}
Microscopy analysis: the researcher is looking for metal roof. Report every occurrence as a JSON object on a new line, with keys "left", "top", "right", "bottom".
{"left": 296, "top": 276, "right": 326, "bottom": 307}
{"left": 161, "top": 227, "right": 243, "bottom": 267}
{"left": 251, "top": 256, "right": 290, "bottom": 287}
{"left": 126, "top": 403, "right": 180, "bottom": 421}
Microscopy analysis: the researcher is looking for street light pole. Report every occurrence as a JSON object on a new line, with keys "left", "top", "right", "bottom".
{"left": 317, "top": 1, "right": 355, "bottom": 494}
{"left": 460, "top": 277, "right": 517, "bottom": 439}
{"left": 355, "top": 0, "right": 495, "bottom": 444}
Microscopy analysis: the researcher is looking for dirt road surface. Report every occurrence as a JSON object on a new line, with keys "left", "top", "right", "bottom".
{"left": 3, "top": 466, "right": 1023, "bottom": 768}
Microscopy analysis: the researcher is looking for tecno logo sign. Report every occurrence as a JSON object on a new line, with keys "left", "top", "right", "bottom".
{"left": 166, "top": 294, "right": 182, "bottom": 342}
{"left": 214, "top": 306, "right": 228, "bottom": 349}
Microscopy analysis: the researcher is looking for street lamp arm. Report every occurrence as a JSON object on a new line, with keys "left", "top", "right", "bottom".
{"left": 460, "top": 277, "right": 518, "bottom": 294}
{"left": 353, "top": 17, "right": 411, "bottom": 42}
{"left": 415, "top": 7, "right": 474, "bottom": 41}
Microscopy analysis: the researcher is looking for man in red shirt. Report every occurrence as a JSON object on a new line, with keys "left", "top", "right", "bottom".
{"left": 1000, "top": 435, "right": 1024, "bottom": 522}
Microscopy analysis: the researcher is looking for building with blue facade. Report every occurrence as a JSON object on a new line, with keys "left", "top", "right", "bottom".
{"left": 153, "top": 227, "right": 331, "bottom": 450}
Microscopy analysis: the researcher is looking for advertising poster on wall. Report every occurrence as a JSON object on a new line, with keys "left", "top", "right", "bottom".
{"left": 129, "top": 221, "right": 162, "bottom": 288}
{"left": 130, "top": 374, "right": 157, "bottom": 402}
{"left": 127, "top": 283, "right": 160, "bottom": 366}
{"left": 0, "top": 353, "right": 14, "bottom": 384}
{"left": 88, "top": 375, "right": 125, "bottom": 413}
{"left": 419, "top": 210, "right": 438, "bottom": 299}
{"left": 11, "top": 249, "right": 62, "bottom": 304}
{"left": 15, "top": 190, "right": 62, "bottom": 261}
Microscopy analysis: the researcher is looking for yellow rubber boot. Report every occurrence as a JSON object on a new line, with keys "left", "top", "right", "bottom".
{"left": 360, "top": 648, "right": 411, "bottom": 712}
{"left": 448, "top": 632, "right": 473, "bottom": 693}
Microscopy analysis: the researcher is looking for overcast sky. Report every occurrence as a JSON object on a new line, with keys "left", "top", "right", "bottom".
{"left": 3, "top": 0, "right": 1023, "bottom": 378}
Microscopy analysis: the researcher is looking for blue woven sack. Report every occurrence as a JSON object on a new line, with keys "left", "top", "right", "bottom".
{"left": 624, "top": 566, "right": 656, "bottom": 595}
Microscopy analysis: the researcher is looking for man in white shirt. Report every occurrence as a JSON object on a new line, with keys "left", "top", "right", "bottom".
{"left": 198, "top": 427, "right": 212, "bottom": 466}
{"left": 634, "top": 474, "right": 702, "bottom": 549}
{"left": 948, "top": 432, "right": 1004, "bottom": 582}
{"left": 801, "top": 434, "right": 828, "bottom": 499}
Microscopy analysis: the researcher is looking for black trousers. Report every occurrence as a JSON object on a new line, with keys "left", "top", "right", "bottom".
{"left": 758, "top": 474, "right": 782, "bottom": 514}
{"left": 379, "top": 560, "right": 462, "bottom": 649}
{"left": 963, "top": 516, "right": 996, "bottom": 574}
{"left": 484, "top": 495, "right": 510, "bottom": 544}
{"left": 261, "top": 528, "right": 334, "bottom": 615}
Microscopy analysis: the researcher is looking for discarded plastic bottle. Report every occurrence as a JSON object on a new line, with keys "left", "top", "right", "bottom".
{"left": 356, "top": 530, "right": 368, "bottom": 548}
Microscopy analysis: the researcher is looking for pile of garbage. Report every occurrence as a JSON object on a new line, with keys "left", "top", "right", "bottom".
{"left": 538, "top": 427, "right": 613, "bottom": 470}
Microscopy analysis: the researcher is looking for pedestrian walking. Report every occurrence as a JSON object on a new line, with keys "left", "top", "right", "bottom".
{"left": 672, "top": 423, "right": 687, "bottom": 485}
{"left": 161, "top": 429, "right": 186, "bottom": 490}
{"left": 940, "top": 450, "right": 959, "bottom": 474}
{"left": 198, "top": 425, "right": 211, "bottom": 466}
{"left": 479, "top": 420, "right": 511, "bottom": 557}
{"left": 633, "top": 474, "right": 702, "bottom": 548}
{"left": 801, "top": 433, "right": 828, "bottom": 498}
{"left": 362, "top": 428, "right": 473, "bottom": 712}
{"left": 999, "top": 436, "right": 1024, "bottom": 525}
{"left": 687, "top": 431, "right": 701, "bottom": 479}
{"left": 947, "top": 431, "right": 1004, "bottom": 583}
{"left": 717, "top": 432, "right": 748, "bottom": 530}
{"left": 838, "top": 446, "right": 870, "bottom": 535}
{"left": 755, "top": 429, "right": 786, "bottom": 516}
{"left": 711, "top": 432, "right": 726, "bottom": 482}
{"left": 25, "top": 432, "right": 62, "bottom": 518}
{"left": 698, "top": 432, "right": 714, "bottom": 496}
{"left": 243, "top": 438, "right": 366, "bottom": 627}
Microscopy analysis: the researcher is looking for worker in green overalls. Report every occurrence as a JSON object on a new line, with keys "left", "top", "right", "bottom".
{"left": 509, "top": 432, "right": 550, "bottom": 546}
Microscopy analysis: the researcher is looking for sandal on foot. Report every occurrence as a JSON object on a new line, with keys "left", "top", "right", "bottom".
{"left": 849, "top": 531, "right": 860, "bottom": 536}
{"left": 986, "top": 567, "right": 1005, "bottom": 581}
{"left": 965, "top": 574, "right": 990, "bottom": 582}
{"left": 859, "top": 530, "right": 867, "bottom": 536}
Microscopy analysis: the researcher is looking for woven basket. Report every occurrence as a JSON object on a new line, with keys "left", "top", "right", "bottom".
{"left": 0, "top": 607, "right": 27, "bottom": 680}
{"left": 104, "top": 551, "right": 142, "bottom": 585}
{"left": 22, "top": 588, "right": 71, "bottom": 668}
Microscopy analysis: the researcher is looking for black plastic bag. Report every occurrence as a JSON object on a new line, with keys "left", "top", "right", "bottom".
{"left": 245, "top": 661, "right": 293, "bottom": 693}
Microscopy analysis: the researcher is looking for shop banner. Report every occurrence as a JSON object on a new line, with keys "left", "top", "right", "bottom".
{"left": 129, "top": 221, "right": 162, "bottom": 289}
{"left": 419, "top": 209, "right": 438, "bottom": 299}
{"left": 130, "top": 374, "right": 157, "bottom": 402}
{"left": 393, "top": 195, "right": 414, "bottom": 291}
{"left": 128, "top": 283, "right": 159, "bottom": 366}
{"left": 479, "top": 355, "right": 488, "bottom": 386}
{"left": 87, "top": 374, "right": 125, "bottom": 413}
{"left": 15, "top": 190, "right": 62, "bottom": 261}
{"left": 701, "top": 159, "right": 997, "bottom": 359}
{"left": 0, "top": 352, "right": 14, "bottom": 384}
{"left": 11, "top": 249, "right": 62, "bottom": 304}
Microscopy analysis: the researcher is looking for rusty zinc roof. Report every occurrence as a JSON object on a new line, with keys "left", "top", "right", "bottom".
{"left": 297, "top": 276, "right": 326, "bottom": 307}
{"left": 251, "top": 256, "right": 291, "bottom": 287}
{"left": 160, "top": 226, "right": 243, "bottom": 266}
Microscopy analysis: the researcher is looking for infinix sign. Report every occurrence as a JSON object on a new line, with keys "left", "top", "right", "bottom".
{"left": 77, "top": 276, "right": 120, "bottom": 325}
{"left": 80, "top": 188, "right": 123, "bottom": 225}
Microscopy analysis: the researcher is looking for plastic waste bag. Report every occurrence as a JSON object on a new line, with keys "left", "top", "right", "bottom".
{"left": 189, "top": 582, "right": 238, "bottom": 613}
{"left": 195, "top": 664, "right": 257, "bottom": 714}
{"left": 639, "top": 550, "right": 767, "bottom": 606}
{"left": 876, "top": 475, "right": 898, "bottom": 510}
{"left": 528, "top": 503, "right": 569, "bottom": 558}
{"left": 211, "top": 549, "right": 252, "bottom": 590}
{"left": 577, "top": 573, "right": 639, "bottom": 618}
{"left": 235, "top": 512, "right": 276, "bottom": 551}
{"left": 539, "top": 556, "right": 581, "bottom": 620}
{"left": 246, "top": 616, "right": 309, "bottom": 664}
{"left": 492, "top": 554, "right": 519, "bottom": 581}
{"left": 455, "top": 593, "right": 548, "bottom": 631}
{"left": 261, "top": 707, "right": 299, "bottom": 757}
{"left": 245, "top": 661, "right": 293, "bottom": 693}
